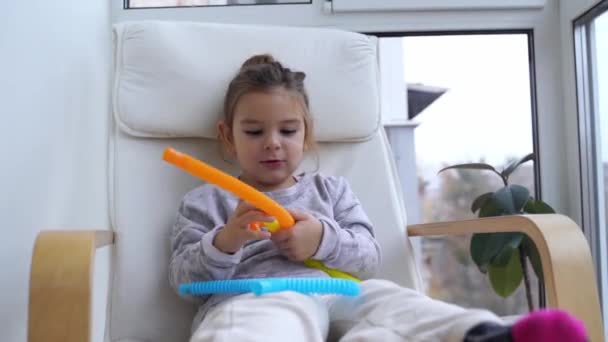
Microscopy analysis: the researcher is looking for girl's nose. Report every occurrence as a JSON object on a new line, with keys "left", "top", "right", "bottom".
{"left": 264, "top": 134, "right": 281, "bottom": 150}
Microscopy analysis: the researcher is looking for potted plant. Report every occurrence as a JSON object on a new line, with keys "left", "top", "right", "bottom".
{"left": 438, "top": 153, "right": 555, "bottom": 312}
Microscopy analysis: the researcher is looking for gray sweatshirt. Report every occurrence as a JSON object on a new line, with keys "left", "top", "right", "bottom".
{"left": 168, "top": 173, "right": 381, "bottom": 331}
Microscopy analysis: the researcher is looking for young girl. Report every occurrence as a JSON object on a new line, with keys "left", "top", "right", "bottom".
{"left": 169, "top": 54, "right": 587, "bottom": 342}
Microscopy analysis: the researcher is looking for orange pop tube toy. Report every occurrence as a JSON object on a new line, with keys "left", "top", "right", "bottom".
{"left": 163, "top": 148, "right": 293, "bottom": 232}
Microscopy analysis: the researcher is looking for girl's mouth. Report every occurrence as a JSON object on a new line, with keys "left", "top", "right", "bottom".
{"left": 261, "top": 160, "right": 285, "bottom": 169}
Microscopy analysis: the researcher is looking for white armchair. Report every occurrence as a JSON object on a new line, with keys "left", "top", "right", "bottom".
{"left": 28, "top": 21, "right": 603, "bottom": 342}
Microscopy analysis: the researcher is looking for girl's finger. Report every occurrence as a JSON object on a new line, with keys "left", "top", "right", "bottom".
{"left": 274, "top": 239, "right": 291, "bottom": 250}
{"left": 238, "top": 211, "right": 275, "bottom": 228}
{"left": 276, "top": 242, "right": 291, "bottom": 253}
{"left": 245, "top": 229, "right": 271, "bottom": 240}
{"left": 233, "top": 200, "right": 258, "bottom": 217}
{"left": 286, "top": 208, "right": 310, "bottom": 221}
{"left": 270, "top": 230, "right": 291, "bottom": 243}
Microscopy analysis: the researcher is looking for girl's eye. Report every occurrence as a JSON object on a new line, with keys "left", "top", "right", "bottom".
{"left": 281, "top": 129, "right": 297, "bottom": 135}
{"left": 244, "top": 130, "right": 263, "bottom": 136}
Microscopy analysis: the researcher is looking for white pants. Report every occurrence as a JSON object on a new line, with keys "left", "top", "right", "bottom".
{"left": 191, "top": 279, "right": 503, "bottom": 342}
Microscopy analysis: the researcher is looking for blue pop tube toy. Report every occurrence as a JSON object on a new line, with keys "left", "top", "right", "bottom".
{"left": 180, "top": 278, "right": 360, "bottom": 297}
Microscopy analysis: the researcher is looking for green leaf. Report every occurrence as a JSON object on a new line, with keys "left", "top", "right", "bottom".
{"left": 492, "top": 246, "right": 515, "bottom": 267}
{"left": 523, "top": 199, "right": 556, "bottom": 214}
{"left": 510, "top": 185, "right": 531, "bottom": 212}
{"left": 471, "top": 192, "right": 494, "bottom": 214}
{"left": 438, "top": 163, "right": 498, "bottom": 174}
{"left": 488, "top": 248, "right": 523, "bottom": 297}
{"left": 478, "top": 197, "right": 502, "bottom": 217}
{"left": 501, "top": 153, "right": 534, "bottom": 179}
{"left": 522, "top": 236, "right": 543, "bottom": 281}
{"left": 494, "top": 185, "right": 530, "bottom": 214}
{"left": 491, "top": 233, "right": 524, "bottom": 267}
{"left": 470, "top": 233, "right": 522, "bottom": 273}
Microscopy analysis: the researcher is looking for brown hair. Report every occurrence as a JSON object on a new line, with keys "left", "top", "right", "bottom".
{"left": 221, "top": 54, "right": 316, "bottom": 150}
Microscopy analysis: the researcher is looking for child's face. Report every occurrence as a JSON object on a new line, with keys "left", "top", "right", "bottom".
{"left": 221, "top": 88, "right": 307, "bottom": 192}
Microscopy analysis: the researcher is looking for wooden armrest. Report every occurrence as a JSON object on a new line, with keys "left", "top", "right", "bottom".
{"left": 28, "top": 230, "right": 114, "bottom": 342}
{"left": 408, "top": 214, "right": 603, "bottom": 342}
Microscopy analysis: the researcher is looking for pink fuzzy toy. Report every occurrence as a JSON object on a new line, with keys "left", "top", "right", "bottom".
{"left": 512, "top": 309, "right": 588, "bottom": 342}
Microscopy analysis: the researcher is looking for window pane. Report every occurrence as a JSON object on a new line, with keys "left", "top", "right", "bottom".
{"left": 594, "top": 10, "right": 608, "bottom": 317}
{"left": 574, "top": 3, "right": 608, "bottom": 334}
{"left": 596, "top": 9, "right": 608, "bottom": 234}
{"left": 404, "top": 34, "right": 538, "bottom": 315}
{"left": 128, "top": 0, "right": 310, "bottom": 8}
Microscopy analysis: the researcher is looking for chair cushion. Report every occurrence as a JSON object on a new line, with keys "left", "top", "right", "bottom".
{"left": 113, "top": 21, "right": 380, "bottom": 142}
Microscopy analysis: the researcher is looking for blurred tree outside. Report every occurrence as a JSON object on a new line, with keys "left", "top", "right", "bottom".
{"left": 418, "top": 159, "right": 538, "bottom": 316}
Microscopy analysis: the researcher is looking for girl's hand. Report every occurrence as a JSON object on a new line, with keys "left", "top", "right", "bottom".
{"left": 213, "top": 201, "right": 273, "bottom": 254}
{"left": 271, "top": 209, "right": 323, "bottom": 261}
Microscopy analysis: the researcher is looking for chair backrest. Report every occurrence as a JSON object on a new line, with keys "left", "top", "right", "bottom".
{"left": 110, "top": 21, "right": 422, "bottom": 342}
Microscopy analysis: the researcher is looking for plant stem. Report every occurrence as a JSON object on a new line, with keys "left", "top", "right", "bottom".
{"left": 492, "top": 170, "right": 509, "bottom": 186}
{"left": 501, "top": 175, "right": 508, "bottom": 187}
{"left": 519, "top": 246, "right": 534, "bottom": 312}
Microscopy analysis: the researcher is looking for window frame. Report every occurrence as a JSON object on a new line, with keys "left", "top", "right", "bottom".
{"left": 124, "top": 0, "right": 312, "bottom": 10}
{"left": 329, "top": 0, "right": 546, "bottom": 12}
{"left": 374, "top": 30, "right": 543, "bottom": 309}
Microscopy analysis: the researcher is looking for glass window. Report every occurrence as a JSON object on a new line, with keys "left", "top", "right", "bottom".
{"left": 574, "top": 1, "right": 608, "bottom": 334}
{"left": 127, "top": 0, "right": 310, "bottom": 9}
{"left": 401, "top": 34, "right": 538, "bottom": 315}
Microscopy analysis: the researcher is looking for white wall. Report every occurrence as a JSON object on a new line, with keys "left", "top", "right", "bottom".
{"left": 0, "top": 1, "right": 111, "bottom": 341}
